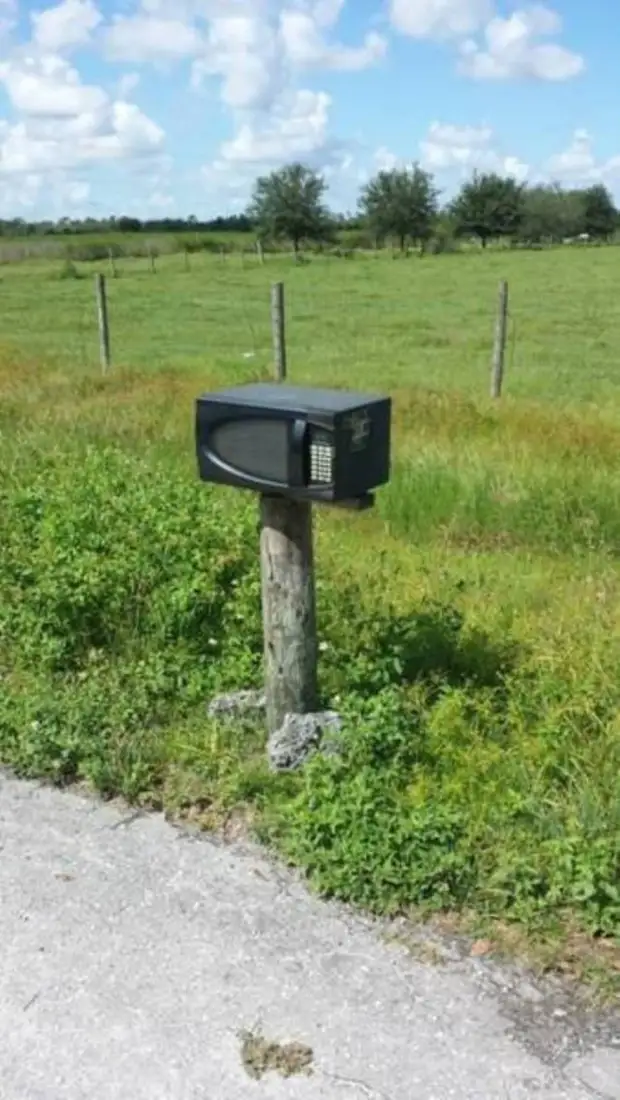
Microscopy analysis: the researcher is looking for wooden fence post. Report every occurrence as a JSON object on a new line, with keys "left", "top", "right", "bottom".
{"left": 257, "top": 240, "right": 264, "bottom": 265}
{"left": 95, "top": 273, "right": 111, "bottom": 374}
{"left": 259, "top": 494, "right": 318, "bottom": 735}
{"left": 491, "top": 279, "right": 509, "bottom": 399}
{"left": 271, "top": 281, "right": 287, "bottom": 381}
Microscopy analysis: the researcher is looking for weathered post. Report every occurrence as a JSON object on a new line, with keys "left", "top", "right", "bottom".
{"left": 95, "top": 273, "right": 111, "bottom": 374}
{"left": 257, "top": 239, "right": 264, "bottom": 265}
{"left": 271, "top": 281, "right": 287, "bottom": 381}
{"left": 196, "top": 384, "right": 391, "bottom": 768}
{"left": 491, "top": 279, "right": 509, "bottom": 399}
{"left": 259, "top": 495, "right": 318, "bottom": 734}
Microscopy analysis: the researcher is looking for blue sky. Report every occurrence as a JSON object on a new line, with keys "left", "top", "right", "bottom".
{"left": 0, "top": 0, "right": 617, "bottom": 219}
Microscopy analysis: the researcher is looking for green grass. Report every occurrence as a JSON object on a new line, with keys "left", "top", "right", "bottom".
{"left": 1, "top": 246, "right": 620, "bottom": 994}
{"left": 1, "top": 244, "right": 619, "bottom": 401}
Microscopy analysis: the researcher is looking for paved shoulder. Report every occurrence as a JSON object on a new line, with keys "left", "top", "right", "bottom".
{"left": 0, "top": 775, "right": 618, "bottom": 1100}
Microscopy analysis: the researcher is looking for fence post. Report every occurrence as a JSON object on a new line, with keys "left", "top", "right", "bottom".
{"left": 257, "top": 240, "right": 264, "bottom": 265}
{"left": 271, "top": 281, "right": 287, "bottom": 382}
{"left": 491, "top": 280, "right": 509, "bottom": 399}
{"left": 95, "top": 273, "right": 111, "bottom": 375}
{"left": 259, "top": 494, "right": 318, "bottom": 735}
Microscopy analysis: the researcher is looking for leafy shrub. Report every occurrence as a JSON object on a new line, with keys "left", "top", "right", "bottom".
{"left": 1, "top": 440, "right": 620, "bottom": 941}
{"left": 66, "top": 241, "right": 124, "bottom": 262}
{"left": 58, "top": 259, "right": 82, "bottom": 280}
{"left": 0, "top": 446, "right": 261, "bottom": 678}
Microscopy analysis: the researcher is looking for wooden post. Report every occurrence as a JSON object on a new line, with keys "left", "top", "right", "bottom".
{"left": 260, "top": 494, "right": 318, "bottom": 735}
{"left": 95, "top": 273, "right": 111, "bottom": 374}
{"left": 491, "top": 279, "right": 509, "bottom": 398}
{"left": 271, "top": 281, "right": 287, "bottom": 381}
{"left": 257, "top": 239, "right": 264, "bottom": 265}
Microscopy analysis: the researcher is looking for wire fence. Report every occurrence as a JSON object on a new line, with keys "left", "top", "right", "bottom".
{"left": 1, "top": 244, "right": 616, "bottom": 406}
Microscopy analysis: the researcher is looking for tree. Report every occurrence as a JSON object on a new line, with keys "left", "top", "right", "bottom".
{"left": 580, "top": 184, "right": 617, "bottom": 240}
{"left": 248, "top": 163, "right": 332, "bottom": 252}
{"left": 451, "top": 172, "right": 525, "bottom": 247}
{"left": 519, "top": 184, "right": 585, "bottom": 244}
{"left": 358, "top": 164, "right": 438, "bottom": 252}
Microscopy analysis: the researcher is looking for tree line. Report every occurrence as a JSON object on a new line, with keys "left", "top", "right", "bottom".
{"left": 1, "top": 163, "right": 617, "bottom": 252}
{"left": 249, "top": 163, "right": 619, "bottom": 253}
{"left": 0, "top": 213, "right": 254, "bottom": 238}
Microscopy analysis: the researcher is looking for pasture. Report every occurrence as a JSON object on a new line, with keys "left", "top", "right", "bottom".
{"left": 1, "top": 244, "right": 620, "bottom": 992}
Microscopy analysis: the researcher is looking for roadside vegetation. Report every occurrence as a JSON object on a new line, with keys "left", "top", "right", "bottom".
{"left": 1, "top": 175, "right": 619, "bottom": 995}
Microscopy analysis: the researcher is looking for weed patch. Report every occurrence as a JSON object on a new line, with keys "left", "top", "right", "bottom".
{"left": 1, "top": 439, "right": 619, "bottom": 962}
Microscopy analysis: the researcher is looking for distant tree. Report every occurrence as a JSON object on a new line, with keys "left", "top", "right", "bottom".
{"left": 580, "top": 184, "right": 617, "bottom": 240}
{"left": 358, "top": 164, "right": 438, "bottom": 252}
{"left": 117, "top": 216, "right": 143, "bottom": 233}
{"left": 451, "top": 172, "right": 525, "bottom": 247}
{"left": 519, "top": 184, "right": 585, "bottom": 244}
{"left": 248, "top": 163, "right": 332, "bottom": 252}
{"left": 206, "top": 213, "right": 253, "bottom": 233}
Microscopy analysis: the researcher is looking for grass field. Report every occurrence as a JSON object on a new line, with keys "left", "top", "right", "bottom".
{"left": 1, "top": 245, "right": 620, "bottom": 995}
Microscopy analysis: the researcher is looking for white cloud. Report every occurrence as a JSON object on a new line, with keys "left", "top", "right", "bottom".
{"left": 62, "top": 178, "right": 90, "bottom": 204}
{"left": 388, "top": 1, "right": 583, "bottom": 83}
{"left": 217, "top": 88, "right": 333, "bottom": 165}
{"left": 280, "top": 12, "right": 386, "bottom": 71}
{"left": 374, "top": 146, "right": 399, "bottom": 172}
{"left": 0, "top": 101, "right": 165, "bottom": 174}
{"left": 194, "top": 14, "right": 280, "bottom": 108}
{"left": 147, "top": 189, "right": 174, "bottom": 209}
{"left": 117, "top": 72, "right": 140, "bottom": 98}
{"left": 194, "top": 1, "right": 384, "bottom": 199}
{"left": 0, "top": 50, "right": 165, "bottom": 178}
{"left": 389, "top": 0, "right": 492, "bottom": 39}
{"left": 459, "top": 6, "right": 584, "bottom": 81}
{"left": 0, "top": 171, "right": 43, "bottom": 214}
{"left": 0, "top": 171, "right": 93, "bottom": 216}
{"left": 545, "top": 130, "right": 620, "bottom": 184}
{"left": 203, "top": 84, "right": 354, "bottom": 209}
{"left": 420, "top": 120, "right": 529, "bottom": 179}
{"left": 0, "top": 0, "right": 17, "bottom": 38}
{"left": 311, "top": 0, "right": 346, "bottom": 28}
{"left": 32, "top": 0, "right": 102, "bottom": 54}
{"left": 0, "top": 55, "right": 108, "bottom": 118}
{"left": 105, "top": 15, "right": 203, "bottom": 63}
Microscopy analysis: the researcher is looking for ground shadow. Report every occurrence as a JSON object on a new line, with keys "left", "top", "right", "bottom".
{"left": 337, "top": 601, "right": 519, "bottom": 698}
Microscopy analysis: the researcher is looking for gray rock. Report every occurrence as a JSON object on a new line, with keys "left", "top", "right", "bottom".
{"left": 207, "top": 690, "right": 266, "bottom": 722}
{"left": 268, "top": 710, "right": 343, "bottom": 772}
